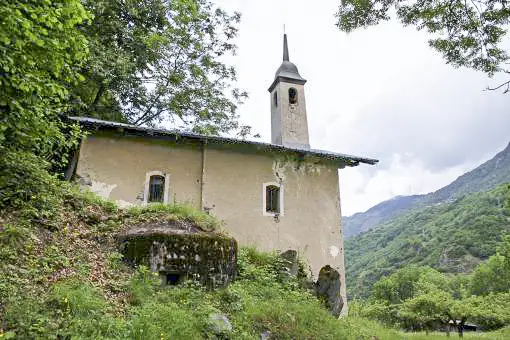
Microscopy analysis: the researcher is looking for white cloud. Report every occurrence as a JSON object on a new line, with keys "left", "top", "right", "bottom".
{"left": 339, "top": 153, "right": 486, "bottom": 215}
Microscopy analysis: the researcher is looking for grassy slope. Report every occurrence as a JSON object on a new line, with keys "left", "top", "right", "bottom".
{"left": 346, "top": 183, "right": 510, "bottom": 299}
{"left": 400, "top": 328, "right": 510, "bottom": 340}
{"left": 0, "top": 184, "right": 403, "bottom": 339}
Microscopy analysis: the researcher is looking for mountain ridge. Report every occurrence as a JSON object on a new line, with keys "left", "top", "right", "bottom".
{"left": 343, "top": 141, "right": 510, "bottom": 238}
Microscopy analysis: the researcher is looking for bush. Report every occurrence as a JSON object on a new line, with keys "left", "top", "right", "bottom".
{"left": 0, "top": 151, "right": 67, "bottom": 219}
{"left": 51, "top": 280, "right": 106, "bottom": 317}
{"left": 129, "top": 301, "right": 202, "bottom": 340}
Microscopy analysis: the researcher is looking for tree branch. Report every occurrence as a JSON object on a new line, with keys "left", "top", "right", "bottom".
{"left": 486, "top": 79, "right": 510, "bottom": 93}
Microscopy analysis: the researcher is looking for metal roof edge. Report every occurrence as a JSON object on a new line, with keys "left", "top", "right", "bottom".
{"left": 67, "top": 116, "right": 379, "bottom": 167}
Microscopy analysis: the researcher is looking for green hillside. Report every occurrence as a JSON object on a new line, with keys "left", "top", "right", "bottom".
{"left": 343, "top": 142, "right": 510, "bottom": 239}
{"left": 346, "top": 183, "right": 510, "bottom": 299}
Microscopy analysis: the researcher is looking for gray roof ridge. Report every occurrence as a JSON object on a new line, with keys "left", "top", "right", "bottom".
{"left": 68, "top": 116, "right": 378, "bottom": 166}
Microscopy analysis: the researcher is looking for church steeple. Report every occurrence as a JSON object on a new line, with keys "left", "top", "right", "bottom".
{"left": 269, "top": 34, "right": 310, "bottom": 150}
{"left": 269, "top": 34, "right": 306, "bottom": 92}
{"left": 283, "top": 33, "right": 289, "bottom": 61}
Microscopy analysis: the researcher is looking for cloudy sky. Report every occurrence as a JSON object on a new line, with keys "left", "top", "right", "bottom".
{"left": 215, "top": 0, "right": 510, "bottom": 216}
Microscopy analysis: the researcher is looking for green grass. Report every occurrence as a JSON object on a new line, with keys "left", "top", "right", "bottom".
{"left": 125, "top": 203, "right": 223, "bottom": 232}
{"left": 0, "top": 185, "right": 404, "bottom": 339}
{"left": 399, "top": 328, "right": 510, "bottom": 339}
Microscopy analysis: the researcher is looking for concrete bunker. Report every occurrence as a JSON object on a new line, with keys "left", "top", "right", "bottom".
{"left": 118, "top": 220, "right": 237, "bottom": 288}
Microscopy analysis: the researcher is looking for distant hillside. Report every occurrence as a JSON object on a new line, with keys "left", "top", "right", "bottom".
{"left": 343, "top": 195, "right": 423, "bottom": 238}
{"left": 343, "top": 142, "right": 510, "bottom": 238}
{"left": 345, "top": 183, "right": 510, "bottom": 299}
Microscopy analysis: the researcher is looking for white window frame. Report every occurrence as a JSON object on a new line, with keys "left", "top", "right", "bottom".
{"left": 262, "top": 182, "right": 284, "bottom": 217}
{"left": 143, "top": 171, "right": 170, "bottom": 204}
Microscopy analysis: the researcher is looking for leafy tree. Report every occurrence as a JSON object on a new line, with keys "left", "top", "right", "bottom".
{"left": 470, "top": 235, "right": 510, "bottom": 295}
{"left": 0, "top": 0, "right": 90, "bottom": 164}
{"left": 336, "top": 0, "right": 510, "bottom": 92}
{"left": 467, "top": 293, "right": 510, "bottom": 330}
{"left": 77, "top": 0, "right": 252, "bottom": 137}
{"left": 372, "top": 266, "right": 452, "bottom": 304}
{"left": 400, "top": 290, "right": 452, "bottom": 333}
{"left": 366, "top": 264, "right": 510, "bottom": 336}
{"left": 368, "top": 266, "right": 454, "bottom": 330}
{"left": 0, "top": 1, "right": 90, "bottom": 213}
{"left": 446, "top": 293, "right": 510, "bottom": 336}
{"left": 346, "top": 184, "right": 510, "bottom": 299}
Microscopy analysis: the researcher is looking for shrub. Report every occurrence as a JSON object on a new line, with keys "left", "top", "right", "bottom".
{"left": 51, "top": 280, "right": 107, "bottom": 317}
{"left": 0, "top": 151, "right": 67, "bottom": 219}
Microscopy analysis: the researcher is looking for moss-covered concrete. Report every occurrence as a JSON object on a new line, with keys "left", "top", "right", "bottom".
{"left": 118, "top": 220, "right": 237, "bottom": 288}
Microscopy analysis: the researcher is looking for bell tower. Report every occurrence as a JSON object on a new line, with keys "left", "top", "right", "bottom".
{"left": 268, "top": 34, "right": 310, "bottom": 150}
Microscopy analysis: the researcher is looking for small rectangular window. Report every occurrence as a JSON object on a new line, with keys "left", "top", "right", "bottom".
{"left": 149, "top": 175, "right": 165, "bottom": 202}
{"left": 266, "top": 185, "right": 280, "bottom": 213}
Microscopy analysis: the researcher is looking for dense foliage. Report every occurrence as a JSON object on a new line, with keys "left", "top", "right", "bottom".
{"left": 0, "top": 0, "right": 253, "bottom": 201}
{"left": 0, "top": 0, "right": 253, "bottom": 229}
{"left": 336, "top": 0, "right": 510, "bottom": 92}
{"left": 355, "top": 238, "right": 510, "bottom": 336}
{"left": 0, "top": 0, "right": 88, "bottom": 171}
{"left": 76, "top": 0, "right": 252, "bottom": 136}
{"left": 346, "top": 183, "right": 510, "bottom": 299}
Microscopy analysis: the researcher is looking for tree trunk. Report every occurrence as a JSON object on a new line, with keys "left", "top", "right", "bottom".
{"left": 90, "top": 84, "right": 105, "bottom": 112}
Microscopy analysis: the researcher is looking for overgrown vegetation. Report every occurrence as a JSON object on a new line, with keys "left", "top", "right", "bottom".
{"left": 2, "top": 1, "right": 509, "bottom": 338}
{"left": 346, "top": 183, "right": 510, "bottom": 299}
{"left": 125, "top": 203, "right": 223, "bottom": 232}
{"left": 3, "top": 160, "right": 508, "bottom": 338}
{"left": 345, "top": 186, "right": 510, "bottom": 337}
{"left": 353, "top": 246, "right": 510, "bottom": 336}
{"left": 0, "top": 175, "right": 400, "bottom": 339}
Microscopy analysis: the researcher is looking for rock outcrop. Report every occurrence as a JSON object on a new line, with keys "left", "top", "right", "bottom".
{"left": 315, "top": 265, "right": 343, "bottom": 317}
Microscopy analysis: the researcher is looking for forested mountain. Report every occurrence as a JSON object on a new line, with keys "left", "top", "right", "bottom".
{"left": 345, "top": 183, "right": 510, "bottom": 299}
{"left": 343, "top": 142, "right": 510, "bottom": 238}
{"left": 343, "top": 195, "right": 424, "bottom": 238}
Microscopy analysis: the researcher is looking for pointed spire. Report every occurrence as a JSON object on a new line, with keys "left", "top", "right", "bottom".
{"left": 268, "top": 33, "right": 306, "bottom": 92}
{"left": 283, "top": 34, "right": 289, "bottom": 61}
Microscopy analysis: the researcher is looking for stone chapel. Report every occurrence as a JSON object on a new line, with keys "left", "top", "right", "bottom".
{"left": 67, "top": 34, "right": 378, "bottom": 314}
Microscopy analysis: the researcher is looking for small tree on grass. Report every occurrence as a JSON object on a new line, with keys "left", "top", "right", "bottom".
{"left": 400, "top": 290, "right": 452, "bottom": 334}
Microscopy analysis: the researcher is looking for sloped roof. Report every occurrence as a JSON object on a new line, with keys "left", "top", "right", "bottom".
{"left": 68, "top": 116, "right": 378, "bottom": 168}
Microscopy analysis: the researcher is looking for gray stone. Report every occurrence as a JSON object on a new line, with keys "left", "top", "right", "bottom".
{"left": 207, "top": 313, "right": 232, "bottom": 336}
{"left": 279, "top": 249, "right": 299, "bottom": 279}
{"left": 77, "top": 173, "right": 92, "bottom": 186}
{"left": 118, "top": 220, "right": 237, "bottom": 289}
{"left": 260, "top": 330, "right": 272, "bottom": 340}
{"left": 315, "top": 265, "right": 343, "bottom": 317}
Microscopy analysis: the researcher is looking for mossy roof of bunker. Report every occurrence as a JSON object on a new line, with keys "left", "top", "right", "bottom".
{"left": 118, "top": 220, "right": 231, "bottom": 241}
